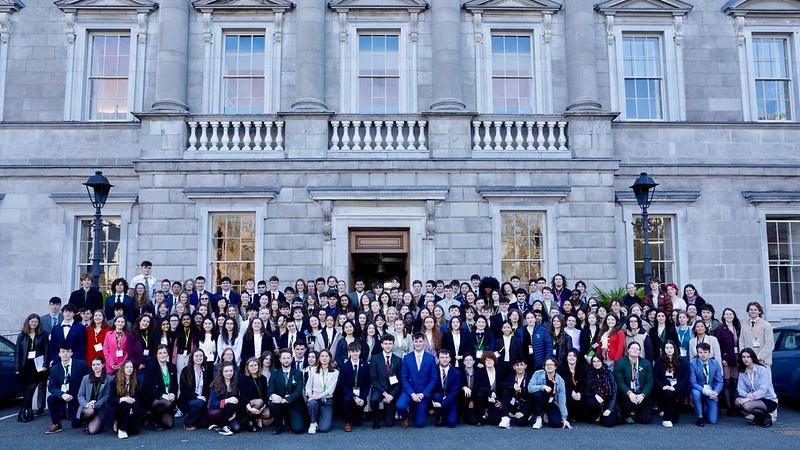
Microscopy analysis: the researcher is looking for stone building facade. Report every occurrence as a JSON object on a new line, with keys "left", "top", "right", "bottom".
{"left": 0, "top": 0, "right": 799, "bottom": 332}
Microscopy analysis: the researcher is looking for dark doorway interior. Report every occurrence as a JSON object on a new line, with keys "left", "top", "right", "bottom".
{"left": 350, "top": 253, "right": 408, "bottom": 290}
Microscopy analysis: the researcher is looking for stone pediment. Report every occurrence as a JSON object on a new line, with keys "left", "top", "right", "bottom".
{"left": 328, "top": 0, "right": 427, "bottom": 12}
{"left": 463, "top": 0, "right": 562, "bottom": 13}
{"left": 54, "top": 0, "right": 156, "bottom": 13}
{"left": 595, "top": 0, "right": 692, "bottom": 15}
{"left": 722, "top": 0, "right": 800, "bottom": 16}
{"left": 191, "top": 0, "right": 291, "bottom": 12}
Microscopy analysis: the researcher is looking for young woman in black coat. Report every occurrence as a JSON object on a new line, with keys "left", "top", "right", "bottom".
{"left": 141, "top": 344, "right": 178, "bottom": 430}
{"left": 15, "top": 314, "right": 48, "bottom": 422}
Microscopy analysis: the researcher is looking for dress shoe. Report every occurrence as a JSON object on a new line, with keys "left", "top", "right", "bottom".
{"left": 45, "top": 423, "right": 63, "bottom": 434}
{"left": 762, "top": 416, "right": 773, "bottom": 428}
{"left": 34, "top": 409, "right": 45, "bottom": 417}
{"left": 183, "top": 424, "right": 197, "bottom": 431}
{"left": 695, "top": 418, "right": 704, "bottom": 427}
{"left": 401, "top": 419, "right": 409, "bottom": 428}
{"left": 344, "top": 422, "right": 352, "bottom": 432}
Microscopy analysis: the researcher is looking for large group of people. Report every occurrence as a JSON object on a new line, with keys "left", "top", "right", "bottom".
{"left": 14, "top": 261, "right": 779, "bottom": 439}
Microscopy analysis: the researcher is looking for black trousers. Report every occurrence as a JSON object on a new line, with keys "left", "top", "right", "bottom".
{"left": 114, "top": 403, "right": 141, "bottom": 435}
{"left": 618, "top": 394, "right": 653, "bottom": 424}
{"left": 369, "top": 391, "right": 397, "bottom": 427}
{"left": 585, "top": 396, "right": 617, "bottom": 427}
{"left": 531, "top": 391, "right": 563, "bottom": 427}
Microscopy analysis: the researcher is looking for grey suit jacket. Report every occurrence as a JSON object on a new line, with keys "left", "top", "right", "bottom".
{"left": 41, "top": 312, "right": 64, "bottom": 336}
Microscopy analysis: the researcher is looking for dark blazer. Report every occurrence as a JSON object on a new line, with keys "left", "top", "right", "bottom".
{"left": 141, "top": 362, "right": 178, "bottom": 406}
{"left": 340, "top": 358, "right": 371, "bottom": 401}
{"left": 105, "top": 294, "right": 135, "bottom": 324}
{"left": 15, "top": 332, "right": 48, "bottom": 373}
{"left": 369, "top": 352, "right": 402, "bottom": 398}
{"left": 441, "top": 331, "right": 475, "bottom": 368}
{"left": 472, "top": 330, "right": 494, "bottom": 356}
{"left": 360, "top": 337, "right": 381, "bottom": 361}
{"left": 49, "top": 321, "right": 87, "bottom": 364}
{"left": 240, "top": 334, "right": 276, "bottom": 368}
{"left": 189, "top": 290, "right": 212, "bottom": 308}
{"left": 41, "top": 312, "right": 63, "bottom": 336}
{"left": 653, "top": 358, "right": 690, "bottom": 394}
{"left": 239, "top": 373, "right": 269, "bottom": 403}
{"left": 557, "top": 364, "right": 587, "bottom": 397}
{"left": 127, "top": 333, "right": 153, "bottom": 374}
{"left": 613, "top": 357, "right": 653, "bottom": 398}
{"left": 68, "top": 288, "right": 104, "bottom": 312}
{"left": 275, "top": 332, "right": 305, "bottom": 351}
{"left": 348, "top": 291, "right": 375, "bottom": 305}
{"left": 267, "top": 367, "right": 303, "bottom": 405}
{"left": 508, "top": 301, "right": 529, "bottom": 314}
{"left": 474, "top": 366, "right": 505, "bottom": 401}
{"left": 262, "top": 291, "right": 286, "bottom": 304}
{"left": 489, "top": 311, "right": 512, "bottom": 338}
{"left": 492, "top": 334, "right": 523, "bottom": 365}
{"left": 649, "top": 325, "right": 679, "bottom": 361}
{"left": 77, "top": 373, "right": 113, "bottom": 416}
{"left": 178, "top": 365, "right": 211, "bottom": 410}
{"left": 400, "top": 351, "right": 436, "bottom": 397}
{"left": 48, "top": 358, "right": 90, "bottom": 397}
{"left": 579, "top": 325, "right": 602, "bottom": 358}
{"left": 213, "top": 290, "right": 241, "bottom": 307}
{"left": 431, "top": 366, "right": 461, "bottom": 408}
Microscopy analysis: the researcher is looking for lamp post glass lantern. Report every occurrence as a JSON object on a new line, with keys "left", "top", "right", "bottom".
{"left": 83, "top": 171, "right": 114, "bottom": 290}
{"left": 630, "top": 172, "right": 658, "bottom": 294}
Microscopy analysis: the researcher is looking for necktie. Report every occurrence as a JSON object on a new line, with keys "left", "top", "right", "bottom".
{"left": 117, "top": 295, "right": 122, "bottom": 304}
{"left": 144, "top": 278, "right": 150, "bottom": 295}
{"left": 386, "top": 355, "right": 391, "bottom": 375}
{"left": 442, "top": 368, "right": 447, "bottom": 388}
{"left": 467, "top": 373, "right": 472, "bottom": 389}
{"left": 52, "top": 316, "right": 57, "bottom": 327}
{"left": 751, "top": 320, "right": 756, "bottom": 328}
{"left": 84, "top": 290, "right": 88, "bottom": 301}
{"left": 416, "top": 353, "right": 422, "bottom": 370}
{"left": 284, "top": 371, "right": 289, "bottom": 383}
{"left": 64, "top": 364, "right": 71, "bottom": 384}
{"left": 703, "top": 363, "right": 709, "bottom": 383}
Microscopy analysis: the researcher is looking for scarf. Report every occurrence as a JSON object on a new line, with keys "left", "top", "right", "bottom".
{"left": 589, "top": 366, "right": 614, "bottom": 398}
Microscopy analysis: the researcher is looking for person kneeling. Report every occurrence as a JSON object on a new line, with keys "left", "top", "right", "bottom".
{"left": 689, "top": 342, "right": 723, "bottom": 427}
{"left": 735, "top": 348, "right": 778, "bottom": 428}
{"left": 498, "top": 359, "right": 532, "bottom": 428}
{"left": 76, "top": 357, "right": 112, "bottom": 434}
{"left": 268, "top": 349, "right": 305, "bottom": 435}
{"left": 45, "top": 344, "right": 90, "bottom": 434}
{"left": 208, "top": 362, "right": 241, "bottom": 436}
{"left": 431, "top": 349, "right": 460, "bottom": 428}
{"left": 527, "top": 357, "right": 572, "bottom": 429}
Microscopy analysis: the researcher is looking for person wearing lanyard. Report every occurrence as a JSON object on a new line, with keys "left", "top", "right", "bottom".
{"left": 653, "top": 340, "right": 689, "bottom": 427}
{"left": 15, "top": 313, "right": 48, "bottom": 423}
{"left": 430, "top": 349, "right": 461, "bottom": 428}
{"left": 585, "top": 354, "right": 618, "bottom": 428}
{"left": 689, "top": 321, "right": 722, "bottom": 362}
{"left": 369, "top": 334, "right": 403, "bottom": 429}
{"left": 675, "top": 311, "right": 692, "bottom": 363}
{"left": 442, "top": 316, "right": 474, "bottom": 369}
{"left": 580, "top": 312, "right": 601, "bottom": 364}
{"left": 103, "top": 316, "right": 129, "bottom": 374}
{"left": 85, "top": 310, "right": 110, "bottom": 364}
{"left": 174, "top": 314, "right": 197, "bottom": 387}
{"left": 178, "top": 349, "right": 210, "bottom": 431}
{"left": 613, "top": 341, "right": 654, "bottom": 424}
{"left": 493, "top": 321, "right": 522, "bottom": 374}
{"left": 472, "top": 316, "right": 494, "bottom": 361}
{"left": 527, "top": 357, "right": 571, "bottom": 429}
{"left": 498, "top": 359, "right": 532, "bottom": 428}
{"left": 305, "top": 349, "right": 339, "bottom": 434}
{"left": 108, "top": 360, "right": 140, "bottom": 439}
{"left": 127, "top": 315, "right": 154, "bottom": 385}
{"left": 267, "top": 348, "right": 305, "bottom": 435}
{"left": 141, "top": 344, "right": 178, "bottom": 431}
{"left": 689, "top": 342, "right": 724, "bottom": 427}
{"left": 45, "top": 344, "right": 90, "bottom": 434}
{"left": 714, "top": 307, "right": 742, "bottom": 417}
{"left": 739, "top": 302, "right": 774, "bottom": 368}
{"left": 208, "top": 361, "right": 241, "bottom": 436}
{"left": 648, "top": 309, "right": 678, "bottom": 361}
{"left": 239, "top": 356, "right": 273, "bottom": 432}
{"left": 557, "top": 349, "right": 586, "bottom": 423}
{"left": 736, "top": 348, "right": 778, "bottom": 427}
{"left": 340, "top": 342, "right": 370, "bottom": 431}
{"left": 458, "top": 354, "right": 480, "bottom": 425}
{"left": 76, "top": 357, "right": 112, "bottom": 434}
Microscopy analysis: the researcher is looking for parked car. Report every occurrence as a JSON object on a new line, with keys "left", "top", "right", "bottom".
{"left": 0, "top": 334, "right": 22, "bottom": 400}
{"left": 773, "top": 325, "right": 800, "bottom": 400}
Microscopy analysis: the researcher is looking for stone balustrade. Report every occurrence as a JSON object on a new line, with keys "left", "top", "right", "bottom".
{"left": 472, "top": 117, "right": 568, "bottom": 151}
{"left": 329, "top": 117, "right": 427, "bottom": 152}
{"left": 186, "top": 116, "right": 284, "bottom": 152}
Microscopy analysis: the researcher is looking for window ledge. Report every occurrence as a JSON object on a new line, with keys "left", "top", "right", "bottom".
{"left": 615, "top": 190, "right": 701, "bottom": 204}
{"left": 307, "top": 186, "right": 449, "bottom": 202}
{"left": 742, "top": 191, "right": 800, "bottom": 205}
{"left": 183, "top": 188, "right": 280, "bottom": 201}
{"left": 476, "top": 186, "right": 571, "bottom": 203}
{"left": 49, "top": 192, "right": 138, "bottom": 206}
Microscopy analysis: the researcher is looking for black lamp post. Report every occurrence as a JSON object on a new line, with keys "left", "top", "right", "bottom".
{"left": 630, "top": 172, "right": 658, "bottom": 294}
{"left": 83, "top": 171, "right": 114, "bottom": 290}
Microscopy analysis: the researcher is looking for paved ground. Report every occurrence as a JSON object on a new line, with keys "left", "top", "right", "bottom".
{"left": 0, "top": 398, "right": 798, "bottom": 449}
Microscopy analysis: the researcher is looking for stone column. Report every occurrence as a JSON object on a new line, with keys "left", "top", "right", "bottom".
{"left": 291, "top": 0, "right": 327, "bottom": 111}
{"left": 150, "top": 0, "right": 189, "bottom": 112}
{"left": 429, "top": 0, "right": 465, "bottom": 111}
{"left": 565, "top": 0, "right": 601, "bottom": 111}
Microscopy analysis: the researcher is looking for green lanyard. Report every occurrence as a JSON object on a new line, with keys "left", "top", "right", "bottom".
{"left": 92, "top": 381, "right": 102, "bottom": 400}
{"left": 353, "top": 362, "right": 359, "bottom": 385}
{"left": 161, "top": 365, "right": 170, "bottom": 390}
{"left": 253, "top": 376, "right": 261, "bottom": 398}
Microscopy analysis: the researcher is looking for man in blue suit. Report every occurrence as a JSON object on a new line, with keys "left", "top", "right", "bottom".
{"left": 339, "top": 342, "right": 371, "bottom": 432}
{"left": 430, "top": 349, "right": 460, "bottom": 428}
{"left": 189, "top": 276, "right": 212, "bottom": 308}
{"left": 398, "top": 333, "right": 437, "bottom": 428}
{"left": 213, "top": 276, "right": 242, "bottom": 306}
{"left": 105, "top": 277, "right": 135, "bottom": 323}
{"left": 44, "top": 344, "right": 90, "bottom": 433}
{"left": 48, "top": 304, "right": 86, "bottom": 365}
{"left": 690, "top": 342, "right": 724, "bottom": 427}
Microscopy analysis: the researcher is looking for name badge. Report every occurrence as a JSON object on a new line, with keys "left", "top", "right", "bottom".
{"left": 207, "top": 353, "right": 215, "bottom": 362}
{"left": 116, "top": 349, "right": 124, "bottom": 358}
{"left": 510, "top": 397, "right": 517, "bottom": 406}
{"left": 494, "top": 351, "right": 502, "bottom": 359}
{"left": 680, "top": 348, "right": 687, "bottom": 357}
{"left": 528, "top": 346, "right": 533, "bottom": 355}
{"left": 353, "top": 388, "right": 361, "bottom": 398}
{"left": 143, "top": 349, "right": 150, "bottom": 356}
{"left": 475, "top": 350, "right": 483, "bottom": 359}
{"left": 670, "top": 379, "right": 677, "bottom": 387}
{"left": 734, "top": 346, "right": 739, "bottom": 354}
{"left": 61, "top": 384, "right": 69, "bottom": 393}
{"left": 389, "top": 375, "right": 399, "bottom": 385}
{"left": 552, "top": 349, "right": 557, "bottom": 356}
{"left": 27, "top": 351, "right": 36, "bottom": 359}
{"left": 752, "top": 338, "right": 761, "bottom": 348}
{"left": 94, "top": 343, "right": 103, "bottom": 352}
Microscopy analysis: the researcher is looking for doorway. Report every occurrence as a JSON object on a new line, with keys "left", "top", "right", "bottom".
{"left": 349, "top": 228, "right": 409, "bottom": 290}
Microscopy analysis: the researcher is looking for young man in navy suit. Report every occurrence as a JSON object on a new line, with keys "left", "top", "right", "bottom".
{"left": 369, "top": 334, "right": 403, "bottom": 429}
{"left": 339, "top": 342, "right": 371, "bottom": 432}
{"left": 105, "top": 277, "right": 135, "bottom": 323}
{"left": 431, "top": 348, "right": 460, "bottom": 428}
{"left": 213, "top": 276, "right": 241, "bottom": 306}
{"left": 397, "top": 333, "right": 437, "bottom": 428}
{"left": 189, "top": 276, "right": 212, "bottom": 308}
{"left": 68, "top": 273, "right": 104, "bottom": 312}
{"left": 690, "top": 342, "right": 724, "bottom": 427}
{"left": 49, "top": 304, "right": 86, "bottom": 365}
{"left": 45, "top": 344, "right": 90, "bottom": 434}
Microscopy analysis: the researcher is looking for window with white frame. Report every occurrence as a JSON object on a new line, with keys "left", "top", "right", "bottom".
{"left": 632, "top": 214, "right": 676, "bottom": 287}
{"left": 76, "top": 216, "right": 121, "bottom": 292}
{"left": 500, "top": 211, "right": 546, "bottom": 282}
{"left": 752, "top": 35, "right": 793, "bottom": 121}
{"left": 490, "top": 33, "right": 534, "bottom": 114}
{"left": 766, "top": 216, "right": 800, "bottom": 305}
{"left": 622, "top": 34, "right": 664, "bottom": 120}
{"left": 210, "top": 212, "right": 255, "bottom": 293}
{"left": 222, "top": 33, "right": 266, "bottom": 114}
{"left": 87, "top": 32, "right": 131, "bottom": 121}
{"left": 357, "top": 33, "right": 400, "bottom": 114}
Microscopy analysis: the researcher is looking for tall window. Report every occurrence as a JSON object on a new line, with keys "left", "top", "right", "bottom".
{"left": 88, "top": 33, "right": 130, "bottom": 120}
{"left": 500, "top": 211, "right": 545, "bottom": 282}
{"left": 210, "top": 213, "right": 255, "bottom": 293}
{"left": 753, "top": 36, "right": 793, "bottom": 121}
{"left": 76, "top": 216, "right": 121, "bottom": 292}
{"left": 622, "top": 35, "right": 664, "bottom": 120}
{"left": 766, "top": 217, "right": 800, "bottom": 304}
{"left": 223, "top": 34, "right": 266, "bottom": 114}
{"left": 632, "top": 215, "right": 675, "bottom": 286}
{"left": 357, "top": 33, "right": 400, "bottom": 114}
{"left": 491, "top": 34, "right": 533, "bottom": 114}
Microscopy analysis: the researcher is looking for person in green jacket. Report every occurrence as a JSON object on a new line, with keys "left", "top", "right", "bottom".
{"left": 614, "top": 341, "right": 654, "bottom": 424}
{"left": 268, "top": 348, "right": 305, "bottom": 435}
